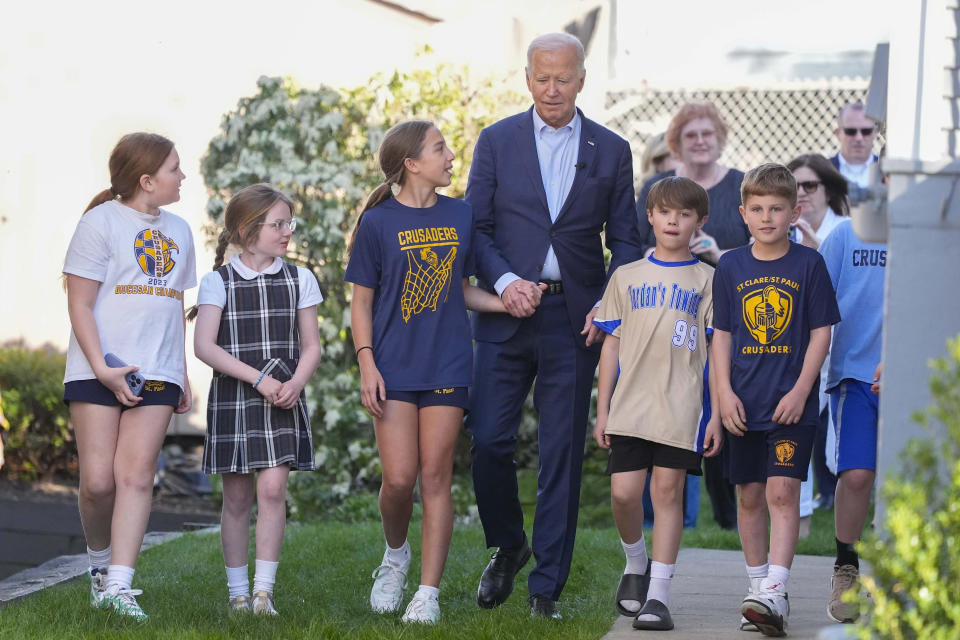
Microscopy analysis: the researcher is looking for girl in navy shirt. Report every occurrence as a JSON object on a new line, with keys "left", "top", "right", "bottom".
{"left": 345, "top": 121, "right": 504, "bottom": 624}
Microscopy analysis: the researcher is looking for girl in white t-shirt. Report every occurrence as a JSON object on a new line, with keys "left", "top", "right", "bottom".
{"left": 192, "top": 184, "right": 322, "bottom": 616}
{"left": 62, "top": 132, "right": 197, "bottom": 620}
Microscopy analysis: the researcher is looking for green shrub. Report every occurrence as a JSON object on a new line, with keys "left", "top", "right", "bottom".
{"left": 0, "top": 341, "right": 74, "bottom": 479}
{"left": 856, "top": 334, "right": 960, "bottom": 639}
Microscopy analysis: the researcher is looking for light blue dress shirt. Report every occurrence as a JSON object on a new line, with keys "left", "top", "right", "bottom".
{"left": 493, "top": 109, "right": 581, "bottom": 294}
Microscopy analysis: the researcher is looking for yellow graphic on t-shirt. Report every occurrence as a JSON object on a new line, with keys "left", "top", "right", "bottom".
{"left": 400, "top": 245, "right": 457, "bottom": 323}
{"left": 742, "top": 285, "right": 793, "bottom": 345}
{"left": 134, "top": 229, "right": 180, "bottom": 277}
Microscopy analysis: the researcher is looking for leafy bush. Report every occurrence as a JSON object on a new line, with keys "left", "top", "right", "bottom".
{"left": 856, "top": 334, "right": 960, "bottom": 639}
{"left": 201, "top": 61, "right": 524, "bottom": 520}
{"left": 0, "top": 341, "right": 75, "bottom": 479}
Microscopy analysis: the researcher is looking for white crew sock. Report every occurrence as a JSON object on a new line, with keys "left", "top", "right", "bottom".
{"left": 87, "top": 545, "right": 111, "bottom": 572}
{"left": 253, "top": 559, "right": 279, "bottom": 595}
{"left": 226, "top": 564, "right": 249, "bottom": 599}
{"left": 746, "top": 562, "right": 769, "bottom": 596}
{"left": 760, "top": 564, "right": 790, "bottom": 595}
{"left": 384, "top": 539, "right": 411, "bottom": 567}
{"left": 415, "top": 585, "right": 439, "bottom": 600}
{"left": 644, "top": 561, "right": 675, "bottom": 607}
{"left": 106, "top": 564, "right": 135, "bottom": 591}
{"left": 621, "top": 535, "right": 648, "bottom": 574}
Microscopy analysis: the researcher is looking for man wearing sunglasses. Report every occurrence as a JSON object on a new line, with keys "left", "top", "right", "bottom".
{"left": 830, "top": 101, "right": 879, "bottom": 187}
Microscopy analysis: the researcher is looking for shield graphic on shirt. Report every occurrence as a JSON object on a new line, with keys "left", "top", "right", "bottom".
{"left": 742, "top": 285, "right": 792, "bottom": 345}
{"left": 134, "top": 228, "right": 180, "bottom": 278}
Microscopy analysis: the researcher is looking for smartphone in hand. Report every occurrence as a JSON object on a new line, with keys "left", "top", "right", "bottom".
{"left": 104, "top": 353, "right": 145, "bottom": 396}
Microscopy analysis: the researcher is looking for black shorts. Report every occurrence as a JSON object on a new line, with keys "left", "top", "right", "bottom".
{"left": 385, "top": 387, "right": 469, "bottom": 410}
{"left": 726, "top": 423, "right": 815, "bottom": 484}
{"left": 63, "top": 379, "right": 181, "bottom": 410}
{"left": 605, "top": 435, "right": 703, "bottom": 475}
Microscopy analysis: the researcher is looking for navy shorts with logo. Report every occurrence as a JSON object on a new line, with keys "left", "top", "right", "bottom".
{"left": 726, "top": 422, "right": 815, "bottom": 484}
{"left": 63, "top": 379, "right": 181, "bottom": 410}
{"left": 385, "top": 386, "right": 469, "bottom": 410}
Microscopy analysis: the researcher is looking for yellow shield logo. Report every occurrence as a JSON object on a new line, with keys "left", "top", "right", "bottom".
{"left": 742, "top": 285, "right": 792, "bottom": 344}
{"left": 775, "top": 440, "right": 796, "bottom": 464}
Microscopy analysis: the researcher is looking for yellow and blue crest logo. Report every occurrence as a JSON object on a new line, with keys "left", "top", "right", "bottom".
{"left": 742, "top": 285, "right": 792, "bottom": 344}
{"left": 134, "top": 229, "right": 180, "bottom": 278}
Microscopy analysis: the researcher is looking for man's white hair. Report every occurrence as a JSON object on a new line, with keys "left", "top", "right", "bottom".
{"left": 526, "top": 32, "right": 585, "bottom": 73}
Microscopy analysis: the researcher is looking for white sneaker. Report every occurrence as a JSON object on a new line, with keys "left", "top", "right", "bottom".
{"left": 251, "top": 590, "right": 278, "bottom": 616}
{"left": 100, "top": 583, "right": 148, "bottom": 621}
{"left": 401, "top": 592, "right": 440, "bottom": 624}
{"left": 741, "top": 591, "right": 789, "bottom": 637}
{"left": 88, "top": 568, "right": 108, "bottom": 609}
{"left": 739, "top": 577, "right": 762, "bottom": 632}
{"left": 370, "top": 558, "right": 409, "bottom": 613}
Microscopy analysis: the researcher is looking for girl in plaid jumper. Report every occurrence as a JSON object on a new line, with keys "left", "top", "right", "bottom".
{"left": 193, "top": 184, "right": 322, "bottom": 615}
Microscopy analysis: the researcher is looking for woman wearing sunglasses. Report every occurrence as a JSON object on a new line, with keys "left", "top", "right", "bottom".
{"left": 786, "top": 154, "right": 850, "bottom": 250}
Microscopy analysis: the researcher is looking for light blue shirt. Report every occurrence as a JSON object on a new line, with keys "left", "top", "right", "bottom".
{"left": 494, "top": 109, "right": 581, "bottom": 294}
{"left": 818, "top": 219, "right": 886, "bottom": 389}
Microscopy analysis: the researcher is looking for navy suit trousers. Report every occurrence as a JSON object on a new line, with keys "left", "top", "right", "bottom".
{"left": 469, "top": 294, "right": 600, "bottom": 600}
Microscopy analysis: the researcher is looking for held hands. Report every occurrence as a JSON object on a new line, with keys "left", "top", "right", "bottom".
{"left": 772, "top": 386, "right": 807, "bottom": 424}
{"left": 96, "top": 364, "right": 142, "bottom": 407}
{"left": 702, "top": 416, "right": 724, "bottom": 457}
{"left": 719, "top": 388, "right": 747, "bottom": 436}
{"left": 275, "top": 379, "right": 305, "bottom": 410}
{"left": 501, "top": 280, "right": 543, "bottom": 318}
{"left": 255, "top": 375, "right": 282, "bottom": 405}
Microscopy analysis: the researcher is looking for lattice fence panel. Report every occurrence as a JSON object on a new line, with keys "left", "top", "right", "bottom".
{"left": 603, "top": 82, "right": 883, "bottom": 188}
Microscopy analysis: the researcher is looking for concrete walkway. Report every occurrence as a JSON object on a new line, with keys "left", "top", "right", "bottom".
{"left": 602, "top": 548, "right": 852, "bottom": 640}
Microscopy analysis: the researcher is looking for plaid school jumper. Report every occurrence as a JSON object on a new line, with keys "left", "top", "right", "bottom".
{"left": 202, "top": 262, "right": 315, "bottom": 473}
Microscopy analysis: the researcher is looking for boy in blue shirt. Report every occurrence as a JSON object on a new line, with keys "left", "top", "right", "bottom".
{"left": 817, "top": 219, "right": 885, "bottom": 624}
{"left": 712, "top": 164, "right": 840, "bottom": 636}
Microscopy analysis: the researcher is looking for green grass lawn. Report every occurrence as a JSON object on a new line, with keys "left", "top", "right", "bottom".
{"left": 0, "top": 468, "right": 837, "bottom": 639}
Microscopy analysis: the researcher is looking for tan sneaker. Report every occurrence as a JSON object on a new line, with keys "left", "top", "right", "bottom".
{"left": 252, "top": 590, "right": 278, "bottom": 616}
{"left": 827, "top": 564, "right": 860, "bottom": 623}
{"left": 229, "top": 594, "right": 251, "bottom": 612}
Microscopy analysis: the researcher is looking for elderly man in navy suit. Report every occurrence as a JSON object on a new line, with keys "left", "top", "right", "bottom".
{"left": 466, "top": 32, "right": 642, "bottom": 619}
{"left": 830, "top": 100, "right": 880, "bottom": 187}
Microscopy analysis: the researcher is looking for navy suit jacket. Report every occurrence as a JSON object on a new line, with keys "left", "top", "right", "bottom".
{"left": 466, "top": 107, "right": 642, "bottom": 348}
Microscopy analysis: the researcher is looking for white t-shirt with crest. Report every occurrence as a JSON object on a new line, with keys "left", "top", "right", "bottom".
{"left": 62, "top": 200, "right": 197, "bottom": 386}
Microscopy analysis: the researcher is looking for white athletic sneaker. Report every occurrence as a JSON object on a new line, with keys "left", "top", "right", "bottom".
{"left": 251, "top": 590, "right": 279, "bottom": 615}
{"left": 739, "top": 577, "right": 762, "bottom": 632}
{"left": 100, "top": 583, "right": 148, "bottom": 621}
{"left": 88, "top": 568, "right": 108, "bottom": 609}
{"left": 370, "top": 559, "right": 409, "bottom": 613}
{"left": 742, "top": 591, "right": 789, "bottom": 637}
{"left": 401, "top": 592, "right": 440, "bottom": 624}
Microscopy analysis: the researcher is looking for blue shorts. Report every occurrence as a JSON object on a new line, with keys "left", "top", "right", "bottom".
{"left": 830, "top": 379, "right": 879, "bottom": 473}
{"left": 63, "top": 379, "right": 181, "bottom": 410}
{"left": 385, "top": 387, "right": 469, "bottom": 410}
{"left": 726, "top": 423, "right": 815, "bottom": 485}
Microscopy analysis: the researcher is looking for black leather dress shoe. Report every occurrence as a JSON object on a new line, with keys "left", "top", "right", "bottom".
{"left": 529, "top": 594, "right": 561, "bottom": 619}
{"left": 477, "top": 538, "right": 532, "bottom": 608}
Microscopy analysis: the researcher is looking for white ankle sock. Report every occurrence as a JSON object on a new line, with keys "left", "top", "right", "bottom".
{"left": 106, "top": 564, "right": 134, "bottom": 591}
{"left": 761, "top": 565, "right": 790, "bottom": 594}
{"left": 87, "top": 545, "right": 111, "bottom": 572}
{"left": 621, "top": 535, "right": 648, "bottom": 574}
{"left": 226, "top": 564, "right": 249, "bottom": 599}
{"left": 384, "top": 540, "right": 411, "bottom": 567}
{"left": 746, "top": 562, "right": 769, "bottom": 579}
{"left": 415, "top": 585, "right": 439, "bottom": 600}
{"left": 253, "top": 559, "right": 279, "bottom": 595}
{"left": 645, "top": 561, "right": 675, "bottom": 607}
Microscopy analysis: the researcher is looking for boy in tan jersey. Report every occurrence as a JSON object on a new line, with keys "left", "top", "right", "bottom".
{"left": 593, "top": 177, "right": 724, "bottom": 630}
